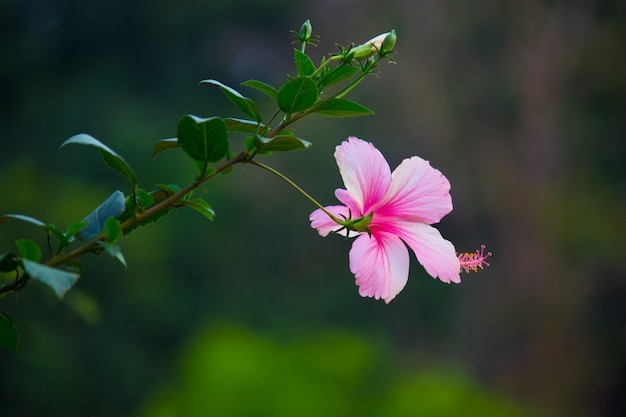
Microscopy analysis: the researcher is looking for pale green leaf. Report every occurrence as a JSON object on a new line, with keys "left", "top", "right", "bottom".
{"left": 22, "top": 259, "right": 80, "bottom": 299}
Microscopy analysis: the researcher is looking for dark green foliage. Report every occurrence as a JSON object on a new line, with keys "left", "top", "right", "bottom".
{"left": 241, "top": 79, "right": 279, "bottom": 99}
{"left": 15, "top": 239, "right": 42, "bottom": 263}
{"left": 294, "top": 49, "right": 316, "bottom": 76}
{"left": 0, "top": 252, "right": 18, "bottom": 272}
{"left": 201, "top": 79, "right": 262, "bottom": 122}
{"left": 314, "top": 99, "right": 374, "bottom": 118}
{"left": 0, "top": 313, "right": 19, "bottom": 354}
{"left": 277, "top": 77, "right": 319, "bottom": 114}
{"left": 183, "top": 198, "right": 215, "bottom": 221}
{"left": 60, "top": 134, "right": 138, "bottom": 185}
{"left": 151, "top": 138, "right": 180, "bottom": 159}
{"left": 177, "top": 115, "right": 229, "bottom": 163}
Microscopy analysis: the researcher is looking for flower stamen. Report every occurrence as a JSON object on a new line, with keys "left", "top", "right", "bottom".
{"left": 458, "top": 245, "right": 492, "bottom": 273}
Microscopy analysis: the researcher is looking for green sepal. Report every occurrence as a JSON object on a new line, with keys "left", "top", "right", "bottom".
{"left": 200, "top": 79, "right": 262, "bottom": 122}
{"left": 21, "top": 259, "right": 80, "bottom": 299}
{"left": 224, "top": 118, "right": 262, "bottom": 134}
{"left": 294, "top": 49, "right": 316, "bottom": 76}
{"left": 97, "top": 241, "right": 127, "bottom": 268}
{"left": 0, "top": 313, "right": 19, "bottom": 354}
{"left": 277, "top": 76, "right": 318, "bottom": 114}
{"left": 60, "top": 134, "right": 138, "bottom": 185}
{"left": 183, "top": 198, "right": 215, "bottom": 221}
{"left": 0, "top": 252, "right": 19, "bottom": 272}
{"left": 152, "top": 138, "right": 180, "bottom": 159}
{"left": 177, "top": 115, "right": 229, "bottom": 163}
{"left": 15, "top": 239, "right": 42, "bottom": 263}
{"left": 241, "top": 79, "right": 278, "bottom": 99}
{"left": 314, "top": 98, "right": 374, "bottom": 118}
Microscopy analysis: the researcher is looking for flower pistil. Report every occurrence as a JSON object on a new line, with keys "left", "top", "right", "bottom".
{"left": 458, "top": 245, "right": 492, "bottom": 273}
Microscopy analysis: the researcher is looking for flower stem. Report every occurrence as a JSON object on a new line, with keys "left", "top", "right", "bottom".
{"left": 247, "top": 160, "right": 342, "bottom": 223}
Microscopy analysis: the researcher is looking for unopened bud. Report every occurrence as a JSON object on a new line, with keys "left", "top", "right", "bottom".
{"left": 299, "top": 20, "right": 313, "bottom": 41}
{"left": 350, "top": 30, "right": 396, "bottom": 60}
{"left": 380, "top": 30, "right": 396, "bottom": 55}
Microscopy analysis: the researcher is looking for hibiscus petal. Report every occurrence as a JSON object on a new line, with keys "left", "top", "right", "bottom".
{"left": 334, "top": 188, "right": 361, "bottom": 215}
{"left": 393, "top": 221, "right": 461, "bottom": 284}
{"left": 309, "top": 205, "right": 353, "bottom": 237}
{"left": 349, "top": 231, "right": 409, "bottom": 303}
{"left": 377, "top": 156, "right": 452, "bottom": 224}
{"left": 334, "top": 137, "right": 391, "bottom": 215}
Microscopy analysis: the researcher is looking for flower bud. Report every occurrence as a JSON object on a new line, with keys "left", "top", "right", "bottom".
{"left": 380, "top": 30, "right": 396, "bottom": 55}
{"left": 350, "top": 30, "right": 396, "bottom": 60}
{"left": 299, "top": 20, "right": 313, "bottom": 42}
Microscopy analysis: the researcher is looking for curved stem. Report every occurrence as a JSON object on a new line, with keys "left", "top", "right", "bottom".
{"left": 247, "top": 159, "right": 342, "bottom": 223}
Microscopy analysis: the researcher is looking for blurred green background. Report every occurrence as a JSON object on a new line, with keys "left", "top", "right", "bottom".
{"left": 1, "top": 1, "right": 625, "bottom": 416}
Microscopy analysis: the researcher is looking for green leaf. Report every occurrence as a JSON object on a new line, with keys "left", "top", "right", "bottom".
{"left": 201, "top": 79, "right": 262, "bottom": 122}
{"left": 0, "top": 252, "right": 19, "bottom": 272}
{"left": 152, "top": 138, "right": 180, "bottom": 159}
{"left": 314, "top": 98, "right": 374, "bottom": 118}
{"left": 21, "top": 259, "right": 80, "bottom": 299}
{"left": 0, "top": 214, "right": 46, "bottom": 228}
{"left": 0, "top": 313, "right": 19, "bottom": 354}
{"left": 104, "top": 217, "right": 122, "bottom": 244}
{"left": 277, "top": 76, "right": 318, "bottom": 114}
{"left": 224, "top": 118, "right": 262, "bottom": 134}
{"left": 60, "top": 134, "right": 138, "bottom": 185}
{"left": 97, "top": 242, "right": 127, "bottom": 268}
{"left": 241, "top": 79, "right": 278, "bottom": 99}
{"left": 156, "top": 184, "right": 181, "bottom": 194}
{"left": 76, "top": 190, "right": 126, "bottom": 241}
{"left": 258, "top": 132, "right": 312, "bottom": 152}
{"left": 136, "top": 188, "right": 154, "bottom": 209}
{"left": 294, "top": 49, "right": 316, "bottom": 76}
{"left": 177, "top": 115, "right": 228, "bottom": 162}
{"left": 64, "top": 222, "right": 87, "bottom": 243}
{"left": 46, "top": 224, "right": 69, "bottom": 248}
{"left": 318, "top": 65, "right": 360, "bottom": 88}
{"left": 15, "top": 239, "right": 42, "bottom": 262}
{"left": 183, "top": 198, "right": 215, "bottom": 221}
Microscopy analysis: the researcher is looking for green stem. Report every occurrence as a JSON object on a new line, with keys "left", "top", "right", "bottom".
{"left": 46, "top": 151, "right": 249, "bottom": 268}
{"left": 335, "top": 58, "right": 381, "bottom": 99}
{"left": 309, "top": 55, "right": 344, "bottom": 78}
{"left": 247, "top": 160, "right": 342, "bottom": 223}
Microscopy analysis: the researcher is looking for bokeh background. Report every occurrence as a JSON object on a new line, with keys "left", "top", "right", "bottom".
{"left": 1, "top": 1, "right": 625, "bottom": 416}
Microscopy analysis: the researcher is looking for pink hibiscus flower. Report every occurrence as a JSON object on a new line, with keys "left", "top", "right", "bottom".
{"left": 309, "top": 136, "right": 461, "bottom": 303}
